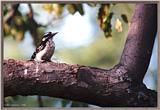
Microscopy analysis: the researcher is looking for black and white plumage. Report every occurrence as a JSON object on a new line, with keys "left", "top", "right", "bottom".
{"left": 31, "top": 32, "right": 58, "bottom": 62}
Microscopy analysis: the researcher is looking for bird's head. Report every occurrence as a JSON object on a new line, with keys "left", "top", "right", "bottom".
{"left": 42, "top": 32, "right": 58, "bottom": 41}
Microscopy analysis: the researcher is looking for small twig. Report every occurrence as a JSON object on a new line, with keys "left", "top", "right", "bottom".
{"left": 27, "top": 4, "right": 40, "bottom": 46}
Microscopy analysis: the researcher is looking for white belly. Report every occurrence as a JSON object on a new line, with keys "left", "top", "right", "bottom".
{"left": 35, "top": 39, "right": 55, "bottom": 62}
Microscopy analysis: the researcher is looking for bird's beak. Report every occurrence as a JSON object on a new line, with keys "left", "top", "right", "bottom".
{"left": 51, "top": 32, "right": 58, "bottom": 38}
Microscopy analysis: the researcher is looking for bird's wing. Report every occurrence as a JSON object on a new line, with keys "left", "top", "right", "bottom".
{"left": 36, "top": 43, "right": 45, "bottom": 53}
{"left": 30, "top": 52, "right": 36, "bottom": 60}
{"left": 36, "top": 40, "right": 47, "bottom": 52}
{"left": 30, "top": 41, "right": 46, "bottom": 60}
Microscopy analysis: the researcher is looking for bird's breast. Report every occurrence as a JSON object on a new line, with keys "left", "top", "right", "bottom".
{"left": 35, "top": 40, "right": 55, "bottom": 61}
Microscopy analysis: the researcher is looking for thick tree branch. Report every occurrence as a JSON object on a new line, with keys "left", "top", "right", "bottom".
{"left": 3, "top": 60, "right": 157, "bottom": 106}
{"left": 3, "top": 4, "right": 157, "bottom": 107}
{"left": 120, "top": 4, "right": 157, "bottom": 82}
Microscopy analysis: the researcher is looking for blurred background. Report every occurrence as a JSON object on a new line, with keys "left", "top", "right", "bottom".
{"left": 3, "top": 3, "right": 157, "bottom": 107}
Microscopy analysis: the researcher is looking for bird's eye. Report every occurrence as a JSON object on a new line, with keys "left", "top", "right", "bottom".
{"left": 42, "top": 38, "right": 46, "bottom": 41}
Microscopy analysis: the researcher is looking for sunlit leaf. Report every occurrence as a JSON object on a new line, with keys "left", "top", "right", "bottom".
{"left": 67, "top": 4, "right": 76, "bottom": 14}
{"left": 98, "top": 4, "right": 110, "bottom": 28}
{"left": 14, "top": 16, "right": 23, "bottom": 26}
{"left": 115, "top": 18, "right": 123, "bottom": 32}
{"left": 4, "top": 23, "right": 10, "bottom": 34}
{"left": 10, "top": 28, "right": 17, "bottom": 35}
{"left": 52, "top": 4, "right": 64, "bottom": 17}
{"left": 98, "top": 4, "right": 114, "bottom": 38}
{"left": 104, "top": 12, "right": 113, "bottom": 38}
{"left": 43, "top": 4, "right": 54, "bottom": 13}
{"left": 10, "top": 27, "right": 24, "bottom": 41}
{"left": 121, "top": 14, "right": 128, "bottom": 23}
{"left": 67, "top": 4, "right": 84, "bottom": 15}
{"left": 15, "top": 31, "right": 24, "bottom": 41}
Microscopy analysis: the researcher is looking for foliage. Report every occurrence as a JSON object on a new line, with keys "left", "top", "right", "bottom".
{"left": 3, "top": 3, "right": 133, "bottom": 45}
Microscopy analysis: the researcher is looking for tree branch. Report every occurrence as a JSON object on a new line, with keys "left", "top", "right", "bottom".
{"left": 27, "top": 4, "right": 40, "bottom": 46}
{"left": 3, "top": 4, "right": 19, "bottom": 24}
{"left": 3, "top": 60, "right": 156, "bottom": 106}
{"left": 120, "top": 4, "right": 157, "bottom": 82}
{"left": 3, "top": 4, "right": 157, "bottom": 107}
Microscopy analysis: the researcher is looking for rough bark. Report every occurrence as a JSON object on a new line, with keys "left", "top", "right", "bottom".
{"left": 3, "top": 4, "right": 157, "bottom": 107}
{"left": 120, "top": 4, "right": 157, "bottom": 83}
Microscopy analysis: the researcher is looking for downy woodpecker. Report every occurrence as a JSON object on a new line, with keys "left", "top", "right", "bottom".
{"left": 31, "top": 32, "right": 58, "bottom": 62}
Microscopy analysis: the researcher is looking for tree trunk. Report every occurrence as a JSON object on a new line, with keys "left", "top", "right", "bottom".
{"left": 3, "top": 4, "right": 157, "bottom": 107}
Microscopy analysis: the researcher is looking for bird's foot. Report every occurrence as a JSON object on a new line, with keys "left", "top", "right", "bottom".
{"left": 28, "top": 59, "right": 36, "bottom": 62}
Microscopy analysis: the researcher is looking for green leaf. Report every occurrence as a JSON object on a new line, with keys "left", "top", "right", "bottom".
{"left": 98, "top": 4, "right": 114, "bottom": 38}
{"left": 67, "top": 4, "right": 84, "bottom": 15}
{"left": 75, "top": 4, "right": 84, "bottom": 15}
{"left": 104, "top": 12, "right": 113, "bottom": 37}
{"left": 98, "top": 4, "right": 110, "bottom": 29}
{"left": 67, "top": 4, "right": 76, "bottom": 15}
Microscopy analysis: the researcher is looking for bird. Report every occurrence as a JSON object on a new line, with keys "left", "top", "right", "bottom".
{"left": 31, "top": 32, "right": 58, "bottom": 62}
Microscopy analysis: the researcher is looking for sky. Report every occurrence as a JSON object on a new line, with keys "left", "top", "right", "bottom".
{"left": 143, "top": 36, "right": 157, "bottom": 90}
{"left": 19, "top": 4, "right": 101, "bottom": 49}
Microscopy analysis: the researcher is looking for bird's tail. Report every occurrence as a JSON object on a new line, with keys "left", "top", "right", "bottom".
{"left": 30, "top": 52, "right": 36, "bottom": 60}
